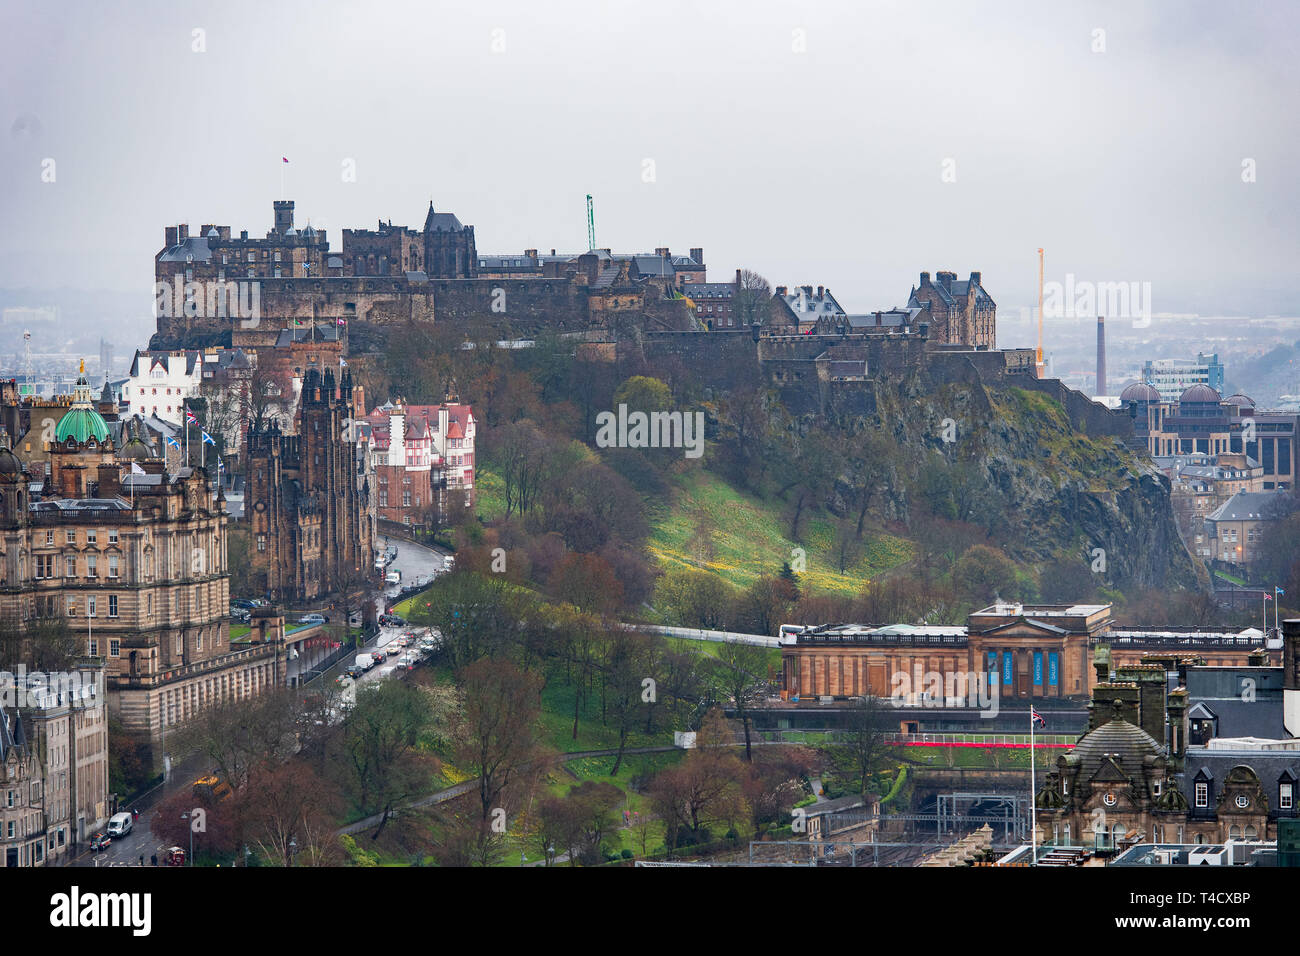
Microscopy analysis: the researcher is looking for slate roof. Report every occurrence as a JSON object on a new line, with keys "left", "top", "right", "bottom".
{"left": 157, "top": 236, "right": 214, "bottom": 263}
{"left": 1206, "top": 490, "right": 1295, "bottom": 522}
{"left": 682, "top": 283, "right": 734, "bottom": 298}
{"left": 423, "top": 202, "right": 464, "bottom": 233}
{"left": 1065, "top": 719, "right": 1166, "bottom": 782}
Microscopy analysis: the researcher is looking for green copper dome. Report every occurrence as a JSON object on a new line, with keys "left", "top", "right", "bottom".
{"left": 55, "top": 362, "right": 110, "bottom": 445}
{"left": 56, "top": 407, "right": 110, "bottom": 444}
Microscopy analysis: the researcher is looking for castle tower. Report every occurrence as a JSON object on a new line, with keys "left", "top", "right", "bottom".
{"left": 273, "top": 200, "right": 295, "bottom": 235}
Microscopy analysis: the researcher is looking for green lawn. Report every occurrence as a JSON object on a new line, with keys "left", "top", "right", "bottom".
{"left": 474, "top": 462, "right": 508, "bottom": 523}
{"left": 648, "top": 467, "right": 912, "bottom": 595}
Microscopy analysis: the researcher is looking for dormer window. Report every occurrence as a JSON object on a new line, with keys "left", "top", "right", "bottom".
{"left": 1195, "top": 782, "right": 1208, "bottom": 808}
{"left": 1281, "top": 782, "right": 1293, "bottom": 810}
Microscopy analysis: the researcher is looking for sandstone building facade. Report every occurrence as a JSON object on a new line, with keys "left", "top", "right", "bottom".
{"left": 244, "top": 366, "right": 373, "bottom": 602}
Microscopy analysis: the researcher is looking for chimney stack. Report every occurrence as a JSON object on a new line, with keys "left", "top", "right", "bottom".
{"left": 165, "top": 226, "right": 178, "bottom": 247}
{"left": 816, "top": 285, "right": 824, "bottom": 298}
{"left": 1096, "top": 316, "right": 1107, "bottom": 397}
{"left": 919, "top": 271, "right": 931, "bottom": 287}
{"left": 689, "top": 247, "right": 703, "bottom": 264}
{"left": 735, "top": 268, "right": 742, "bottom": 286}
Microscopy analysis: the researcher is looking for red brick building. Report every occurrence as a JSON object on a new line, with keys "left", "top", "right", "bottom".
{"left": 362, "top": 401, "right": 476, "bottom": 528}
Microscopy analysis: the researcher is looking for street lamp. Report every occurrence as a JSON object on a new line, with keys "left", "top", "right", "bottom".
{"left": 180, "top": 812, "right": 194, "bottom": 866}
{"left": 288, "top": 837, "right": 297, "bottom": 868}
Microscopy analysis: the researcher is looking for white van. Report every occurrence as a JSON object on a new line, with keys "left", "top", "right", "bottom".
{"left": 107, "top": 812, "right": 133, "bottom": 838}
{"left": 355, "top": 652, "right": 376, "bottom": 671}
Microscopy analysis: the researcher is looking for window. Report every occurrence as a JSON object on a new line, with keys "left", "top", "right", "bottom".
{"left": 108, "top": 529, "right": 118, "bottom": 545}
{"left": 257, "top": 535, "right": 266, "bottom": 552}
{"left": 88, "top": 639, "right": 97, "bottom": 657}
{"left": 108, "top": 595, "right": 118, "bottom": 618}
{"left": 86, "top": 529, "right": 96, "bottom": 545}
{"left": 88, "top": 596, "right": 96, "bottom": 617}
{"left": 35, "top": 554, "right": 53, "bottom": 579}
{"left": 1282, "top": 783, "right": 1294, "bottom": 810}
{"left": 1195, "top": 782, "right": 1208, "bottom": 808}
{"left": 66, "top": 530, "right": 75, "bottom": 544}
{"left": 65, "top": 556, "right": 75, "bottom": 578}
{"left": 86, "top": 556, "right": 97, "bottom": 578}
{"left": 45, "top": 530, "right": 54, "bottom": 545}
{"left": 109, "top": 639, "right": 120, "bottom": 656}
{"left": 108, "top": 555, "right": 119, "bottom": 578}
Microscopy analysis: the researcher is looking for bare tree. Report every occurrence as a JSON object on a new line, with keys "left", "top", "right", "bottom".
{"left": 732, "top": 269, "right": 772, "bottom": 328}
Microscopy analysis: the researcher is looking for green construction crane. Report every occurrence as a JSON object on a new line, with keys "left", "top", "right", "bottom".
{"left": 586, "top": 194, "right": 596, "bottom": 251}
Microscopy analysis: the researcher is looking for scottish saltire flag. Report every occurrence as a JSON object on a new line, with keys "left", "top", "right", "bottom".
{"left": 166, "top": 436, "right": 180, "bottom": 449}
{"left": 1279, "top": 587, "right": 1287, "bottom": 596}
{"left": 1031, "top": 707, "right": 1046, "bottom": 727}
{"left": 201, "top": 431, "right": 216, "bottom": 446}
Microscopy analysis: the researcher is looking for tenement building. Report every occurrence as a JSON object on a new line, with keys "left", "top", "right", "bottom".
{"left": 0, "top": 369, "right": 279, "bottom": 742}
{"left": 361, "top": 399, "right": 476, "bottom": 528}
{"left": 0, "top": 667, "right": 109, "bottom": 865}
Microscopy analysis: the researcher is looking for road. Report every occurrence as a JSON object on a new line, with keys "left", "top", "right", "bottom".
{"left": 377, "top": 534, "right": 451, "bottom": 605}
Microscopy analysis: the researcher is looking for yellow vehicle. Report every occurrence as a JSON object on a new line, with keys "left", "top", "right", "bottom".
{"left": 192, "top": 775, "right": 233, "bottom": 804}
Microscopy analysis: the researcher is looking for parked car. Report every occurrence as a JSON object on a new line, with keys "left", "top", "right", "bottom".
{"left": 106, "top": 812, "right": 133, "bottom": 838}
{"left": 231, "top": 599, "right": 256, "bottom": 610}
{"left": 89, "top": 832, "right": 112, "bottom": 851}
{"left": 298, "top": 613, "right": 326, "bottom": 625}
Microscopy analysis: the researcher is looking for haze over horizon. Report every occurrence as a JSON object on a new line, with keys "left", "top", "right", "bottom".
{"left": 2, "top": 0, "right": 1297, "bottom": 317}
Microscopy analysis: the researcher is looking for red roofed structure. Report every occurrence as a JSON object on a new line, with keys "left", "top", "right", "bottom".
{"left": 363, "top": 400, "right": 475, "bottom": 527}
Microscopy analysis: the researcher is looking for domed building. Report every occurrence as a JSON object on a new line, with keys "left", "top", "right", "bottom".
{"left": 1177, "top": 383, "right": 1223, "bottom": 419}
{"left": 1036, "top": 658, "right": 1191, "bottom": 849}
{"left": 49, "top": 362, "right": 117, "bottom": 498}
{"left": 1118, "top": 382, "right": 1162, "bottom": 438}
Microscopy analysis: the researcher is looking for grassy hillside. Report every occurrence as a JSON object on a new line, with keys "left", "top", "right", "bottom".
{"left": 648, "top": 468, "right": 912, "bottom": 595}
{"left": 475, "top": 459, "right": 912, "bottom": 599}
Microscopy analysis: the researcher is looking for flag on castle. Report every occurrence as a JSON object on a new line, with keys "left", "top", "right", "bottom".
{"left": 201, "top": 431, "right": 216, "bottom": 446}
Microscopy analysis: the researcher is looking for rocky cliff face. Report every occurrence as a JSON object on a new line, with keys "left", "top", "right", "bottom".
{"left": 870, "top": 370, "right": 1203, "bottom": 593}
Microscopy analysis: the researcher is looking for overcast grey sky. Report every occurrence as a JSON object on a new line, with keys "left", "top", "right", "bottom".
{"left": 2, "top": 0, "right": 1297, "bottom": 317}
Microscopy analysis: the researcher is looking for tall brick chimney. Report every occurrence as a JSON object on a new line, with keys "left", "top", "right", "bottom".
{"left": 689, "top": 247, "right": 703, "bottom": 264}
{"left": 165, "top": 226, "right": 178, "bottom": 247}
{"left": 1096, "top": 316, "right": 1107, "bottom": 397}
{"left": 274, "top": 200, "right": 295, "bottom": 235}
{"left": 919, "top": 271, "right": 931, "bottom": 287}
